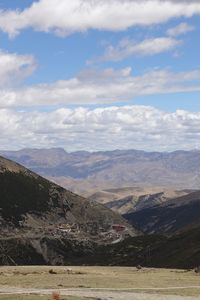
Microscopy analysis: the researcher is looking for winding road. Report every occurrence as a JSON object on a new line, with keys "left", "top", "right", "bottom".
{"left": 0, "top": 286, "right": 200, "bottom": 300}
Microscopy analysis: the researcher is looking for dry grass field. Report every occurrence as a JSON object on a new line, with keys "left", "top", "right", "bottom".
{"left": 0, "top": 296, "right": 87, "bottom": 300}
{"left": 0, "top": 266, "right": 200, "bottom": 298}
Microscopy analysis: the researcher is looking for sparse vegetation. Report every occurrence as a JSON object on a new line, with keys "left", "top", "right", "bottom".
{"left": 0, "top": 171, "right": 50, "bottom": 222}
{"left": 194, "top": 266, "right": 200, "bottom": 274}
{"left": 0, "top": 266, "right": 200, "bottom": 296}
{"left": 52, "top": 292, "right": 61, "bottom": 300}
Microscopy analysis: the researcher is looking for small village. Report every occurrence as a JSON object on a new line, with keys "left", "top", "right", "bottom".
{"left": 0, "top": 217, "right": 129, "bottom": 244}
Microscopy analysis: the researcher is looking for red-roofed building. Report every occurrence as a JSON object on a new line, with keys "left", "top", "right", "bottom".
{"left": 112, "top": 224, "right": 126, "bottom": 232}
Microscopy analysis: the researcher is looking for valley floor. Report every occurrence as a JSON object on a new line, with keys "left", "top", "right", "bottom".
{"left": 0, "top": 266, "right": 200, "bottom": 299}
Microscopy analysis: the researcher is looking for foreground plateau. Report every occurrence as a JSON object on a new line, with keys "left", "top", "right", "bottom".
{"left": 0, "top": 266, "right": 200, "bottom": 299}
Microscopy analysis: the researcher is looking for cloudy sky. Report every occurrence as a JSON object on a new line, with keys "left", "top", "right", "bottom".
{"left": 0, "top": 0, "right": 200, "bottom": 152}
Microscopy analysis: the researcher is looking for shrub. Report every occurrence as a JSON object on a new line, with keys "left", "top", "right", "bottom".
{"left": 52, "top": 291, "right": 61, "bottom": 300}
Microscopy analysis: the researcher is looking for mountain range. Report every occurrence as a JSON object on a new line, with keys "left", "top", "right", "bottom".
{"left": 0, "top": 151, "right": 200, "bottom": 268}
{"left": 1, "top": 148, "right": 200, "bottom": 195}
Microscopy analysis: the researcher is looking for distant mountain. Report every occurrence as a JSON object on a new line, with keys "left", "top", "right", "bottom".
{"left": 124, "top": 190, "right": 200, "bottom": 235}
{"left": 1, "top": 148, "right": 200, "bottom": 194}
{"left": 88, "top": 187, "right": 193, "bottom": 214}
{"left": 0, "top": 156, "right": 136, "bottom": 265}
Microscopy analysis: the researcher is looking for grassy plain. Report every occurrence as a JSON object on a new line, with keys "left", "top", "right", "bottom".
{"left": 0, "top": 296, "right": 90, "bottom": 300}
{"left": 0, "top": 266, "right": 200, "bottom": 297}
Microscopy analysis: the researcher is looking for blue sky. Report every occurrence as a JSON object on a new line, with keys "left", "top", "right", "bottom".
{"left": 0, "top": 0, "right": 200, "bottom": 151}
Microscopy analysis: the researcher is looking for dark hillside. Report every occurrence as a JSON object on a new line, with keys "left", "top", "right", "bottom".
{"left": 1, "top": 226, "right": 200, "bottom": 268}
{"left": 124, "top": 191, "right": 200, "bottom": 234}
{"left": 84, "top": 226, "right": 200, "bottom": 269}
{"left": 0, "top": 155, "right": 137, "bottom": 265}
{"left": 0, "top": 171, "right": 50, "bottom": 221}
{"left": 0, "top": 156, "right": 133, "bottom": 232}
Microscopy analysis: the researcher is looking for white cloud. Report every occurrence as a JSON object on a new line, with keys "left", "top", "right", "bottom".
{"left": 0, "top": 67, "right": 200, "bottom": 107}
{"left": 0, "top": 0, "right": 200, "bottom": 37}
{"left": 92, "top": 37, "right": 181, "bottom": 62}
{"left": 167, "top": 22, "right": 195, "bottom": 37}
{"left": 1, "top": 105, "right": 200, "bottom": 151}
{"left": 0, "top": 50, "right": 36, "bottom": 87}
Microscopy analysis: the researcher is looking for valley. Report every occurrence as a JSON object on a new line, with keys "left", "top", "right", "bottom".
{"left": 0, "top": 153, "right": 200, "bottom": 269}
{"left": 0, "top": 0, "right": 200, "bottom": 299}
{"left": 0, "top": 152, "right": 200, "bottom": 299}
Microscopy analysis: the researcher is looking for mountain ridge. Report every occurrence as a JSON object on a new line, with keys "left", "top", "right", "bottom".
{"left": 2, "top": 148, "right": 200, "bottom": 194}
{"left": 124, "top": 190, "right": 200, "bottom": 235}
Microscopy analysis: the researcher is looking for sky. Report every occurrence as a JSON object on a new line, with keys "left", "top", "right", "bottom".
{"left": 0, "top": 0, "right": 200, "bottom": 152}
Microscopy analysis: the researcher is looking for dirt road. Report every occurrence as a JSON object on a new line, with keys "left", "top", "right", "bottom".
{"left": 0, "top": 287, "right": 200, "bottom": 300}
